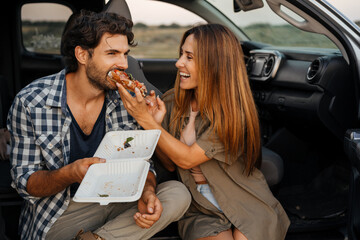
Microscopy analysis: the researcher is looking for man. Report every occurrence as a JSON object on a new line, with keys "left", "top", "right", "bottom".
{"left": 7, "top": 10, "right": 190, "bottom": 240}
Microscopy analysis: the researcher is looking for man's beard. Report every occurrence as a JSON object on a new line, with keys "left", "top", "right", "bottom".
{"left": 86, "top": 60, "right": 115, "bottom": 91}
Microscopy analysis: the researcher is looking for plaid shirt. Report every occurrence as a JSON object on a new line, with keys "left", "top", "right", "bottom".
{"left": 7, "top": 69, "right": 155, "bottom": 239}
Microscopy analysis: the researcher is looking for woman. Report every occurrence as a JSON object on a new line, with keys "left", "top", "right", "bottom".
{"left": 117, "top": 23, "right": 290, "bottom": 240}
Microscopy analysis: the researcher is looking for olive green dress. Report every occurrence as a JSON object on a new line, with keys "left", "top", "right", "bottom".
{"left": 161, "top": 90, "right": 290, "bottom": 240}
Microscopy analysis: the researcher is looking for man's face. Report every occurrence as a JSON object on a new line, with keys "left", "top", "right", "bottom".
{"left": 86, "top": 33, "right": 130, "bottom": 91}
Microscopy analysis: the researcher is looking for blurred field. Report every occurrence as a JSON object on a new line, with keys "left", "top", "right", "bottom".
{"left": 131, "top": 26, "right": 189, "bottom": 59}
{"left": 244, "top": 24, "right": 337, "bottom": 48}
{"left": 22, "top": 21, "right": 360, "bottom": 56}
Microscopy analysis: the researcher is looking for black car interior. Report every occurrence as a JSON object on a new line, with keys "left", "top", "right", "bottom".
{"left": 1, "top": 0, "right": 359, "bottom": 239}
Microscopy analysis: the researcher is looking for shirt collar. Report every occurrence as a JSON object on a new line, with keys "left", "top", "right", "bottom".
{"left": 45, "top": 69, "right": 66, "bottom": 109}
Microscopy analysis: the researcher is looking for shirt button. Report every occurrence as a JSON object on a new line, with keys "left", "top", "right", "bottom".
{"left": 49, "top": 143, "right": 53, "bottom": 148}
{"left": 114, "top": 99, "right": 118, "bottom": 103}
{"left": 64, "top": 123, "right": 68, "bottom": 127}
{"left": 106, "top": 115, "right": 110, "bottom": 119}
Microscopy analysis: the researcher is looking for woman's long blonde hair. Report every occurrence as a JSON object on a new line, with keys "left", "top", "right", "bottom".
{"left": 169, "top": 24, "right": 261, "bottom": 175}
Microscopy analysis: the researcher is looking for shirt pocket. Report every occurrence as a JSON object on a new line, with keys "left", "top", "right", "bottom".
{"left": 35, "top": 134, "right": 64, "bottom": 170}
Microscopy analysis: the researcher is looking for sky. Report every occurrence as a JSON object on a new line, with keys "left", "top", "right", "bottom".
{"left": 325, "top": 0, "right": 360, "bottom": 22}
{"left": 22, "top": 0, "right": 360, "bottom": 25}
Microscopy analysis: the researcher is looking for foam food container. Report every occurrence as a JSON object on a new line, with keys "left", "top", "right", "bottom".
{"left": 73, "top": 130, "right": 161, "bottom": 205}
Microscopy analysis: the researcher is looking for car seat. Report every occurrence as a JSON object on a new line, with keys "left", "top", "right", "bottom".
{"left": 102, "top": 0, "right": 284, "bottom": 188}
{"left": 103, "top": 0, "right": 162, "bottom": 97}
{"left": 260, "top": 146, "right": 284, "bottom": 187}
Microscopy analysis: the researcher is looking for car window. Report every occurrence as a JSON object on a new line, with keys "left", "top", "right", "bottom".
{"left": 126, "top": 0, "right": 207, "bottom": 59}
{"left": 21, "top": 3, "right": 73, "bottom": 55}
{"left": 326, "top": 0, "right": 360, "bottom": 26}
{"left": 206, "top": 0, "right": 337, "bottom": 49}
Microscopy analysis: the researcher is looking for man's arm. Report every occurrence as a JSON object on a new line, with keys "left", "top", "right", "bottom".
{"left": 134, "top": 171, "right": 163, "bottom": 228}
{"left": 27, "top": 157, "right": 105, "bottom": 197}
{"left": 7, "top": 95, "right": 105, "bottom": 199}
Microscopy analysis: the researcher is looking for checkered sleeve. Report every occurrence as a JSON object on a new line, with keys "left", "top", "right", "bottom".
{"left": 148, "top": 159, "right": 157, "bottom": 179}
{"left": 7, "top": 95, "right": 42, "bottom": 203}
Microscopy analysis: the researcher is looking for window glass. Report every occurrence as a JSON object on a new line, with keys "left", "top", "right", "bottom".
{"left": 206, "top": 0, "right": 337, "bottom": 49}
{"left": 21, "top": 3, "right": 73, "bottom": 54}
{"left": 326, "top": 0, "right": 360, "bottom": 26}
{"left": 127, "top": 0, "right": 207, "bottom": 59}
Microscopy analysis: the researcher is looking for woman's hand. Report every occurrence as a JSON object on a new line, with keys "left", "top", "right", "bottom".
{"left": 117, "top": 82, "right": 149, "bottom": 123}
{"left": 117, "top": 83, "right": 166, "bottom": 126}
{"left": 146, "top": 93, "right": 166, "bottom": 125}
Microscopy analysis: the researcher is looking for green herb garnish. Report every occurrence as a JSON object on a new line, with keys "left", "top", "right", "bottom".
{"left": 98, "top": 194, "right": 109, "bottom": 197}
{"left": 128, "top": 73, "right": 134, "bottom": 80}
{"left": 125, "top": 137, "right": 134, "bottom": 143}
{"left": 124, "top": 137, "right": 134, "bottom": 149}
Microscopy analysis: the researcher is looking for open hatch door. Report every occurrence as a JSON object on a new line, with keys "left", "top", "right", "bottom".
{"left": 344, "top": 130, "right": 360, "bottom": 240}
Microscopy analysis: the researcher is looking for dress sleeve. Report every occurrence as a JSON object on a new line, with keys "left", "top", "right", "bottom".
{"left": 196, "top": 127, "right": 233, "bottom": 164}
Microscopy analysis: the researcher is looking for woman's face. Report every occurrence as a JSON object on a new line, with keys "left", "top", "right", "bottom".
{"left": 175, "top": 34, "right": 198, "bottom": 90}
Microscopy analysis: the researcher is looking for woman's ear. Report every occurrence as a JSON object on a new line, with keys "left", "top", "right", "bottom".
{"left": 74, "top": 46, "right": 88, "bottom": 65}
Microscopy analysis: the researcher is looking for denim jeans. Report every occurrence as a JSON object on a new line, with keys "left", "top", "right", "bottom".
{"left": 196, "top": 184, "right": 222, "bottom": 212}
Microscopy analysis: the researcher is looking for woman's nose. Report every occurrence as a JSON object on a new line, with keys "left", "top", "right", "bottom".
{"left": 175, "top": 58, "right": 184, "bottom": 69}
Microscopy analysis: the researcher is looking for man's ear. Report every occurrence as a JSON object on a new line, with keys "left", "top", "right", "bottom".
{"left": 74, "top": 46, "right": 88, "bottom": 65}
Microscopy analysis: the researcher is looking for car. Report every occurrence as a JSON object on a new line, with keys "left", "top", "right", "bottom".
{"left": 1, "top": 0, "right": 360, "bottom": 239}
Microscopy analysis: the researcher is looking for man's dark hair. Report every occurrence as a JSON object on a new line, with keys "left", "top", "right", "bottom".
{"left": 61, "top": 10, "right": 135, "bottom": 73}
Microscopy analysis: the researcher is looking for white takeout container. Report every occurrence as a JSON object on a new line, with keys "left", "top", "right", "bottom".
{"left": 73, "top": 129, "right": 161, "bottom": 205}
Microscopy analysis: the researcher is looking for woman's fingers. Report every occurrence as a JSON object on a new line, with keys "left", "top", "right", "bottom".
{"left": 156, "top": 96, "right": 165, "bottom": 110}
{"left": 134, "top": 88, "right": 144, "bottom": 102}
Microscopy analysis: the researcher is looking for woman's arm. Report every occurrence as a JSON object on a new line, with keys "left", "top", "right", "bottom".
{"left": 118, "top": 84, "right": 211, "bottom": 169}
{"left": 158, "top": 130, "right": 211, "bottom": 169}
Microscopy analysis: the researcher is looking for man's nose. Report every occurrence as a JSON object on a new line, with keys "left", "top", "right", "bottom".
{"left": 116, "top": 55, "right": 128, "bottom": 70}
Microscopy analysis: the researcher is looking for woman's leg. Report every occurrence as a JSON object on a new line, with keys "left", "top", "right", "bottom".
{"left": 233, "top": 228, "right": 248, "bottom": 240}
{"left": 197, "top": 229, "right": 233, "bottom": 240}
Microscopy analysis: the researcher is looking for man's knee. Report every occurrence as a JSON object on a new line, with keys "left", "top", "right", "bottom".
{"left": 156, "top": 180, "right": 191, "bottom": 219}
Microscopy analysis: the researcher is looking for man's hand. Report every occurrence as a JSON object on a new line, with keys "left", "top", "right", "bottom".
{"left": 134, "top": 189, "right": 163, "bottom": 228}
{"left": 133, "top": 171, "right": 162, "bottom": 228}
{"left": 27, "top": 157, "right": 106, "bottom": 197}
{"left": 68, "top": 157, "right": 106, "bottom": 183}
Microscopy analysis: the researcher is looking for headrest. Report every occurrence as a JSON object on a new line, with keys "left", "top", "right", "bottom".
{"left": 103, "top": 0, "right": 132, "bottom": 21}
